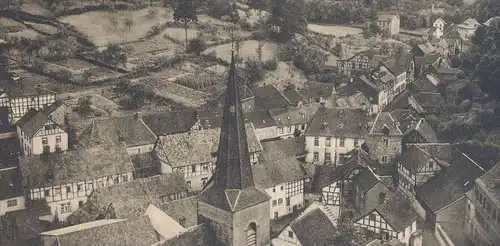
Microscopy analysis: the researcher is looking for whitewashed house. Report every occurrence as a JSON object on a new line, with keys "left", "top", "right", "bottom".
{"left": 269, "top": 104, "right": 319, "bottom": 139}
{"left": 304, "top": 106, "right": 371, "bottom": 165}
{"left": 16, "top": 109, "right": 68, "bottom": 156}
{"left": 156, "top": 124, "right": 262, "bottom": 191}
{"left": 252, "top": 158, "right": 311, "bottom": 219}
{"left": 18, "top": 146, "right": 134, "bottom": 222}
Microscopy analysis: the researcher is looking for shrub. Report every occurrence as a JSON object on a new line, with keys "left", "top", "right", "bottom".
{"left": 146, "top": 24, "right": 163, "bottom": 38}
{"left": 187, "top": 38, "right": 208, "bottom": 55}
{"left": 245, "top": 58, "right": 266, "bottom": 86}
{"left": 262, "top": 58, "right": 278, "bottom": 70}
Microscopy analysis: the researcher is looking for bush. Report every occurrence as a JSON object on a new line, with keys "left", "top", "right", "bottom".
{"left": 262, "top": 58, "right": 278, "bottom": 70}
{"left": 244, "top": 58, "right": 266, "bottom": 86}
{"left": 187, "top": 38, "right": 208, "bottom": 55}
{"left": 146, "top": 24, "right": 163, "bottom": 38}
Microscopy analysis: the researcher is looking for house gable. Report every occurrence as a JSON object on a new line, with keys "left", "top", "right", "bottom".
{"left": 355, "top": 210, "right": 398, "bottom": 240}
{"left": 33, "top": 119, "right": 66, "bottom": 138}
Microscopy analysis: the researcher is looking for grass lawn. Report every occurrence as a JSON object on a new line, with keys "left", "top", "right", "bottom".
{"left": 8, "top": 29, "right": 42, "bottom": 39}
{"left": 59, "top": 7, "right": 174, "bottom": 46}
{"left": 308, "top": 24, "right": 362, "bottom": 37}
{"left": 202, "top": 40, "right": 279, "bottom": 62}
{"left": 129, "top": 35, "right": 182, "bottom": 55}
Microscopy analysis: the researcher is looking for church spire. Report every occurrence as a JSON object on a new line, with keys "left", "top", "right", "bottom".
{"left": 213, "top": 49, "right": 255, "bottom": 190}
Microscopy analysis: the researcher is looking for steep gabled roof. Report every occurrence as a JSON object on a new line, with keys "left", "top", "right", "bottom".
{"left": 400, "top": 145, "right": 435, "bottom": 173}
{"left": 269, "top": 104, "right": 319, "bottom": 127}
{"left": 305, "top": 107, "right": 371, "bottom": 138}
{"left": 16, "top": 109, "right": 51, "bottom": 138}
{"left": 142, "top": 109, "right": 198, "bottom": 136}
{"left": 290, "top": 208, "right": 337, "bottom": 246}
{"left": 411, "top": 92, "right": 446, "bottom": 109}
{"left": 369, "top": 112, "right": 402, "bottom": 135}
{"left": 252, "top": 84, "right": 292, "bottom": 110}
{"left": 409, "top": 118, "right": 439, "bottom": 143}
{"left": 252, "top": 158, "right": 310, "bottom": 189}
{"left": 152, "top": 223, "right": 217, "bottom": 246}
{"left": 282, "top": 88, "right": 305, "bottom": 105}
{"left": 374, "top": 192, "right": 418, "bottom": 232}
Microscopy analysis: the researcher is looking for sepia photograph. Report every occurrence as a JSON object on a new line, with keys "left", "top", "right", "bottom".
{"left": 0, "top": 0, "right": 498, "bottom": 245}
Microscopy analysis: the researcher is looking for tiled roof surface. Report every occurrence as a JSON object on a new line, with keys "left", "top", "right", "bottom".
{"left": 0, "top": 137, "right": 20, "bottom": 167}
{"left": 131, "top": 151, "right": 161, "bottom": 171}
{"left": 0, "top": 167, "right": 22, "bottom": 200}
{"left": 400, "top": 145, "right": 434, "bottom": 173}
{"left": 198, "top": 185, "right": 270, "bottom": 212}
{"left": 252, "top": 158, "right": 310, "bottom": 189}
{"left": 16, "top": 109, "right": 49, "bottom": 138}
{"left": 383, "top": 59, "right": 406, "bottom": 77}
{"left": 252, "top": 85, "right": 292, "bottom": 110}
{"left": 269, "top": 104, "right": 319, "bottom": 127}
{"left": 413, "top": 74, "right": 441, "bottom": 92}
{"left": 158, "top": 124, "right": 262, "bottom": 167}
{"left": 198, "top": 108, "right": 277, "bottom": 129}
{"left": 42, "top": 216, "right": 159, "bottom": 246}
{"left": 413, "top": 118, "right": 439, "bottom": 143}
{"left": 153, "top": 223, "right": 217, "bottom": 246}
{"left": 369, "top": 112, "right": 402, "bottom": 135}
{"left": 406, "top": 143, "right": 451, "bottom": 164}
{"left": 353, "top": 168, "right": 382, "bottom": 195}
{"left": 312, "top": 165, "right": 343, "bottom": 191}
{"left": 142, "top": 109, "right": 198, "bottom": 136}
{"left": 473, "top": 161, "right": 500, "bottom": 208}
{"left": 305, "top": 107, "right": 371, "bottom": 138}
{"left": 411, "top": 92, "right": 445, "bottom": 109}
{"left": 418, "top": 152, "right": 485, "bottom": 212}
{"left": 19, "top": 146, "right": 134, "bottom": 188}
{"left": 260, "top": 136, "right": 306, "bottom": 162}
{"left": 303, "top": 83, "right": 335, "bottom": 99}
{"left": 290, "top": 208, "right": 337, "bottom": 246}
{"left": 156, "top": 196, "right": 198, "bottom": 229}
{"left": 375, "top": 192, "right": 418, "bottom": 232}
{"left": 417, "top": 42, "right": 436, "bottom": 55}
{"left": 282, "top": 88, "right": 305, "bottom": 105}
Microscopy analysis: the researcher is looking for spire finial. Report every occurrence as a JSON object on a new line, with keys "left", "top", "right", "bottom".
{"left": 230, "top": 24, "right": 235, "bottom": 54}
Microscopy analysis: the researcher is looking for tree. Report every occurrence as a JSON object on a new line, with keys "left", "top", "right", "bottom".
{"left": 247, "top": 0, "right": 268, "bottom": 10}
{"left": 402, "top": 13, "right": 420, "bottom": 30}
{"left": 244, "top": 58, "right": 265, "bottom": 87}
{"left": 77, "top": 96, "right": 92, "bottom": 116}
{"left": 187, "top": 37, "right": 207, "bottom": 55}
{"left": 123, "top": 17, "right": 134, "bottom": 30}
{"left": 174, "top": 0, "right": 198, "bottom": 53}
{"left": 102, "top": 43, "right": 128, "bottom": 70}
{"left": 47, "top": 36, "right": 78, "bottom": 59}
{"left": 268, "top": 0, "right": 308, "bottom": 42}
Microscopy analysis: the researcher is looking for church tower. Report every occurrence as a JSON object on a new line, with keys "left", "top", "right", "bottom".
{"left": 197, "top": 51, "right": 271, "bottom": 246}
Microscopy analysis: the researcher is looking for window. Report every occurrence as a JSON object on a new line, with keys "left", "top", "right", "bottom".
{"left": 279, "top": 127, "right": 284, "bottom": 134}
{"left": 122, "top": 175, "right": 128, "bottom": 182}
{"left": 202, "top": 178, "right": 208, "bottom": 187}
{"left": 273, "top": 187, "right": 276, "bottom": 192}
{"left": 54, "top": 187, "right": 61, "bottom": 195}
{"left": 138, "top": 148, "right": 141, "bottom": 153}
{"left": 7, "top": 199, "right": 17, "bottom": 207}
{"left": 427, "top": 161, "right": 433, "bottom": 169}
{"left": 45, "top": 125, "right": 50, "bottom": 131}
{"left": 56, "top": 135, "right": 61, "bottom": 143}
{"left": 191, "top": 165, "right": 196, "bottom": 173}
{"left": 66, "top": 186, "right": 71, "bottom": 193}
{"left": 79, "top": 201, "right": 84, "bottom": 207}
{"left": 272, "top": 200, "right": 277, "bottom": 206}
{"left": 202, "top": 164, "right": 208, "bottom": 171}
{"left": 301, "top": 125, "right": 305, "bottom": 130}
{"left": 382, "top": 156, "right": 388, "bottom": 163}
{"left": 281, "top": 186, "right": 284, "bottom": 190}
{"left": 179, "top": 217, "right": 186, "bottom": 227}
{"left": 354, "top": 139, "right": 359, "bottom": 147}
{"left": 287, "top": 126, "right": 292, "bottom": 133}
{"left": 369, "top": 214, "right": 376, "bottom": 221}
{"left": 288, "top": 231, "right": 294, "bottom": 238}
{"left": 186, "top": 181, "right": 191, "bottom": 188}
{"left": 278, "top": 198, "right": 283, "bottom": 204}
{"left": 286, "top": 197, "right": 290, "bottom": 206}
{"left": 325, "top": 153, "right": 331, "bottom": 162}
{"left": 87, "top": 183, "right": 93, "bottom": 190}
{"left": 274, "top": 212, "right": 279, "bottom": 219}
{"left": 326, "top": 137, "right": 331, "bottom": 147}
{"left": 383, "top": 138, "right": 389, "bottom": 147}
{"left": 114, "top": 176, "right": 119, "bottom": 184}
{"left": 44, "top": 190, "right": 50, "bottom": 197}
{"left": 60, "top": 202, "right": 71, "bottom": 213}
{"left": 313, "top": 152, "right": 319, "bottom": 162}
{"left": 339, "top": 138, "right": 345, "bottom": 147}
{"left": 42, "top": 137, "right": 48, "bottom": 145}
{"left": 314, "top": 137, "right": 319, "bottom": 146}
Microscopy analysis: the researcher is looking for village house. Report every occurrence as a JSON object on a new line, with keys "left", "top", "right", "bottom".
{"left": 304, "top": 106, "right": 371, "bottom": 165}
{"left": 403, "top": 118, "right": 439, "bottom": 144}
{"left": 78, "top": 112, "right": 157, "bottom": 155}
{"left": 376, "top": 14, "right": 400, "bottom": 36}
{"left": 352, "top": 167, "right": 394, "bottom": 219}
{"left": 18, "top": 146, "right": 135, "bottom": 222}
{"left": 397, "top": 144, "right": 451, "bottom": 198}
{"left": 301, "top": 82, "right": 336, "bottom": 105}
{"left": 417, "top": 4, "right": 445, "bottom": 27}
{"left": 457, "top": 18, "right": 481, "bottom": 39}
{"left": 0, "top": 70, "right": 57, "bottom": 123}
{"left": 214, "top": 84, "right": 292, "bottom": 112}
{"left": 155, "top": 124, "right": 262, "bottom": 191}
{"left": 141, "top": 109, "right": 198, "bottom": 137}
{"left": 269, "top": 104, "right": 319, "bottom": 139}
{"left": 0, "top": 137, "right": 23, "bottom": 216}
{"left": 273, "top": 206, "right": 338, "bottom": 246}
{"left": 252, "top": 157, "right": 312, "bottom": 219}
{"left": 410, "top": 92, "right": 446, "bottom": 115}
{"left": 337, "top": 49, "right": 390, "bottom": 76}
{"left": 417, "top": 151, "right": 485, "bottom": 246}
{"left": 16, "top": 108, "right": 68, "bottom": 156}
{"left": 483, "top": 16, "right": 500, "bottom": 27}
{"left": 433, "top": 17, "right": 447, "bottom": 32}
{"left": 366, "top": 112, "right": 403, "bottom": 165}
{"left": 66, "top": 173, "right": 189, "bottom": 226}
{"left": 431, "top": 39, "right": 450, "bottom": 57}
{"left": 282, "top": 88, "right": 305, "bottom": 107}
{"left": 390, "top": 108, "right": 421, "bottom": 133}
{"left": 465, "top": 161, "right": 500, "bottom": 246}
{"left": 353, "top": 192, "right": 420, "bottom": 245}
{"left": 411, "top": 73, "right": 442, "bottom": 93}
{"left": 259, "top": 137, "right": 307, "bottom": 161}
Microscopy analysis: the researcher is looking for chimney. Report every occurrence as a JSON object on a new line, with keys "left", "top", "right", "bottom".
{"left": 135, "top": 111, "right": 142, "bottom": 120}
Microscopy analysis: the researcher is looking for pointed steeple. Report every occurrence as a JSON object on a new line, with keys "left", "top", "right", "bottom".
{"left": 198, "top": 51, "right": 269, "bottom": 212}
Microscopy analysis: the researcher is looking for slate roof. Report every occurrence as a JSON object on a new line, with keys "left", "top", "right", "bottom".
{"left": 302, "top": 83, "right": 335, "bottom": 100}
{"left": 40, "top": 216, "right": 159, "bottom": 246}
{"left": 260, "top": 136, "right": 306, "bottom": 162}
{"left": 157, "top": 124, "right": 262, "bottom": 167}
{"left": 19, "top": 146, "right": 134, "bottom": 188}
{"left": 459, "top": 18, "right": 481, "bottom": 28}
{"left": 0, "top": 137, "right": 20, "bottom": 167}
{"left": 406, "top": 143, "right": 451, "bottom": 164}
{"left": 411, "top": 92, "right": 445, "bottom": 109}
{"left": 245, "top": 110, "right": 278, "bottom": 128}
{"left": 1, "top": 207, "right": 56, "bottom": 245}
{"left": 418, "top": 152, "right": 485, "bottom": 212}
{"left": 79, "top": 115, "right": 157, "bottom": 148}
{"left": 377, "top": 14, "right": 398, "bottom": 22}
{"left": 67, "top": 173, "right": 188, "bottom": 224}
{"left": 142, "top": 109, "right": 198, "bottom": 136}
{"left": 290, "top": 208, "right": 337, "bottom": 246}
{"left": 153, "top": 223, "right": 217, "bottom": 246}
{"left": 483, "top": 16, "right": 500, "bottom": 27}
{"left": 342, "top": 148, "right": 380, "bottom": 171}
{"left": 417, "top": 42, "right": 436, "bottom": 55}
{"left": 353, "top": 167, "right": 383, "bottom": 195}
{"left": 282, "top": 88, "right": 305, "bottom": 105}
{"left": 474, "top": 160, "right": 500, "bottom": 209}
{"left": 436, "top": 67, "right": 464, "bottom": 75}
{"left": 252, "top": 158, "right": 310, "bottom": 189}
{"left": 16, "top": 109, "right": 50, "bottom": 138}
{"left": 412, "top": 118, "right": 439, "bottom": 143}
{"left": 0, "top": 167, "right": 23, "bottom": 200}
{"left": 156, "top": 196, "right": 198, "bottom": 229}
{"left": 252, "top": 84, "right": 292, "bottom": 110}
{"left": 375, "top": 192, "right": 418, "bottom": 232}
{"left": 390, "top": 109, "right": 420, "bottom": 124}
{"left": 197, "top": 108, "right": 277, "bottom": 129}
{"left": 269, "top": 104, "right": 319, "bottom": 127}
{"left": 382, "top": 59, "right": 406, "bottom": 77}
{"left": 131, "top": 151, "right": 161, "bottom": 172}
{"left": 413, "top": 73, "right": 441, "bottom": 92}
{"left": 305, "top": 107, "right": 371, "bottom": 138}
{"left": 400, "top": 145, "right": 435, "bottom": 173}
{"left": 312, "top": 165, "right": 342, "bottom": 191}
{"left": 369, "top": 112, "right": 402, "bottom": 135}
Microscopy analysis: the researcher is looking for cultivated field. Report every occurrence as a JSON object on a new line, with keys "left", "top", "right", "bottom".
{"left": 59, "top": 8, "right": 174, "bottom": 46}
{"left": 128, "top": 35, "right": 181, "bottom": 55}
{"left": 202, "top": 40, "right": 279, "bottom": 62}
{"left": 308, "top": 24, "right": 363, "bottom": 37}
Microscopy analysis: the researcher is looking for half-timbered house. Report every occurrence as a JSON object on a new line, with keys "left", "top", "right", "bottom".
{"left": 16, "top": 109, "right": 68, "bottom": 156}
{"left": 397, "top": 144, "right": 450, "bottom": 197}
{"left": 354, "top": 192, "right": 419, "bottom": 245}
{"left": 403, "top": 118, "right": 439, "bottom": 144}
{"left": 269, "top": 104, "right": 319, "bottom": 139}
{"left": 353, "top": 167, "right": 393, "bottom": 217}
{"left": 337, "top": 49, "right": 390, "bottom": 76}
{"left": 18, "top": 146, "right": 134, "bottom": 222}
{"left": 155, "top": 123, "right": 262, "bottom": 191}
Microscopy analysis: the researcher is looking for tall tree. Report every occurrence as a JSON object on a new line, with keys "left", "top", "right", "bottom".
{"left": 174, "top": 0, "right": 198, "bottom": 53}
{"left": 247, "top": 0, "right": 268, "bottom": 10}
{"left": 102, "top": 43, "right": 128, "bottom": 70}
{"left": 267, "top": 0, "right": 307, "bottom": 43}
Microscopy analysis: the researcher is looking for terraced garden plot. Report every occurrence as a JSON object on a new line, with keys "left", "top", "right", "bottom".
{"left": 202, "top": 40, "right": 279, "bottom": 62}
{"left": 128, "top": 36, "right": 181, "bottom": 55}
{"left": 24, "top": 21, "right": 58, "bottom": 35}
{"left": 308, "top": 24, "right": 363, "bottom": 37}
{"left": 52, "top": 59, "right": 97, "bottom": 71}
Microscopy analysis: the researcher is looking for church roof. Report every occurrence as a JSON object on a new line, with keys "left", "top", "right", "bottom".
{"left": 198, "top": 51, "right": 269, "bottom": 212}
